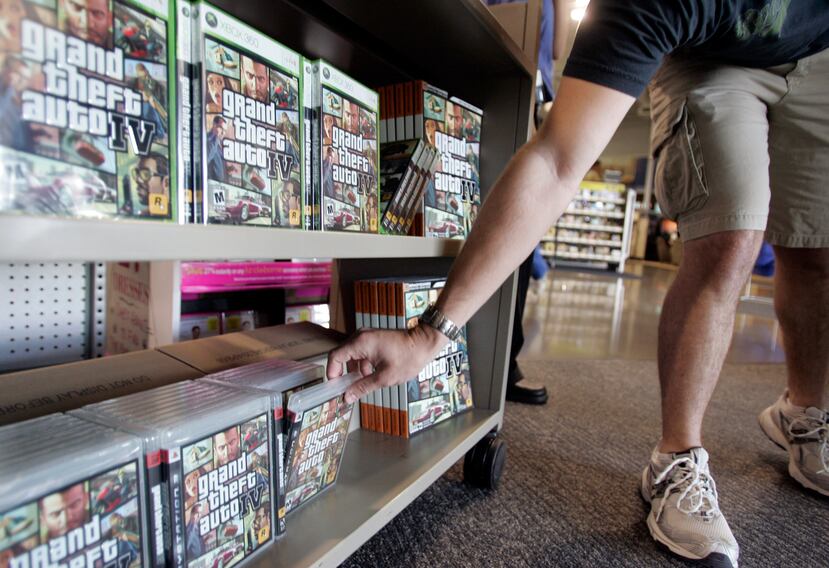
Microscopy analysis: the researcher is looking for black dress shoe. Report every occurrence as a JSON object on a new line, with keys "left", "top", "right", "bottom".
{"left": 505, "top": 381, "right": 549, "bottom": 405}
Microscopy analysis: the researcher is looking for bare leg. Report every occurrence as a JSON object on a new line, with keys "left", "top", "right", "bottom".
{"left": 772, "top": 246, "right": 829, "bottom": 409}
{"left": 657, "top": 230, "right": 764, "bottom": 453}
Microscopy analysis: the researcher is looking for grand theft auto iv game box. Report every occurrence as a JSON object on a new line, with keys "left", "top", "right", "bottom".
{"left": 195, "top": 2, "right": 303, "bottom": 228}
{"left": 306, "top": 59, "right": 379, "bottom": 233}
{"left": 73, "top": 380, "right": 275, "bottom": 568}
{"left": 0, "top": 0, "right": 177, "bottom": 221}
{"left": 0, "top": 414, "right": 146, "bottom": 568}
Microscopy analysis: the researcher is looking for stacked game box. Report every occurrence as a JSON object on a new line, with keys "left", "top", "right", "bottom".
{"left": 353, "top": 277, "right": 473, "bottom": 437}
{"left": 378, "top": 139, "right": 439, "bottom": 236}
{"left": 0, "top": 414, "right": 146, "bottom": 568}
{"left": 0, "top": 0, "right": 177, "bottom": 221}
{"left": 201, "top": 359, "right": 325, "bottom": 534}
{"left": 176, "top": 0, "right": 199, "bottom": 223}
{"left": 379, "top": 81, "right": 483, "bottom": 238}
{"left": 283, "top": 372, "right": 362, "bottom": 514}
{"left": 305, "top": 59, "right": 380, "bottom": 233}
{"left": 72, "top": 380, "right": 276, "bottom": 567}
{"left": 195, "top": 2, "right": 303, "bottom": 228}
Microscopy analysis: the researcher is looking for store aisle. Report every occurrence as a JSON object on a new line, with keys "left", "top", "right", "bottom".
{"left": 343, "top": 262, "right": 825, "bottom": 567}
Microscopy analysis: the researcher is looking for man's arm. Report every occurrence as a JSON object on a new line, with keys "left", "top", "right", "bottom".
{"left": 328, "top": 77, "right": 635, "bottom": 402}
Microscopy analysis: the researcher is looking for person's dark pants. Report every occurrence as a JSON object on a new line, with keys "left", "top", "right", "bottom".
{"left": 508, "top": 251, "right": 534, "bottom": 386}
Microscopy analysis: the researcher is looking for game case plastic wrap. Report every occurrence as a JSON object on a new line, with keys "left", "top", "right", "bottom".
{"left": 196, "top": 2, "right": 302, "bottom": 228}
{"left": 283, "top": 372, "right": 362, "bottom": 514}
{"left": 72, "top": 380, "right": 275, "bottom": 568}
{"left": 0, "top": 413, "right": 146, "bottom": 568}
{"left": 301, "top": 58, "right": 317, "bottom": 230}
{"left": 0, "top": 0, "right": 178, "bottom": 221}
{"left": 202, "top": 359, "right": 324, "bottom": 535}
{"left": 312, "top": 60, "right": 379, "bottom": 233}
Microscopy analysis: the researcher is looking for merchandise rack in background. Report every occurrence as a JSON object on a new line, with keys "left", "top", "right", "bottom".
{"left": 0, "top": 1, "right": 534, "bottom": 567}
{"left": 542, "top": 181, "right": 637, "bottom": 274}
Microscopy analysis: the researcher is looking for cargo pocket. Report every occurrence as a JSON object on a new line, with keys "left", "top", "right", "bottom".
{"left": 652, "top": 101, "right": 709, "bottom": 221}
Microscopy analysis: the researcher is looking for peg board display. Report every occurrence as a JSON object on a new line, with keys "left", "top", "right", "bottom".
{"left": 0, "top": 262, "right": 105, "bottom": 373}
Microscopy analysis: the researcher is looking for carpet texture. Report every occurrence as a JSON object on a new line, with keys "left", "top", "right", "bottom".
{"left": 342, "top": 360, "right": 829, "bottom": 567}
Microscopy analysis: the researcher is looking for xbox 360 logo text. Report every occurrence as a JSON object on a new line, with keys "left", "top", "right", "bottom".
{"left": 206, "top": 12, "right": 218, "bottom": 27}
{"left": 323, "top": 67, "right": 331, "bottom": 80}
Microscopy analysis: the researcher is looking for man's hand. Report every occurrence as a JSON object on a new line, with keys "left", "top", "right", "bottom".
{"left": 327, "top": 325, "right": 448, "bottom": 403}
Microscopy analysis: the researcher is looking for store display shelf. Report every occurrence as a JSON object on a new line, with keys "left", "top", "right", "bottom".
{"left": 554, "top": 223, "right": 624, "bottom": 234}
{"left": 542, "top": 237, "right": 622, "bottom": 248}
{"left": 255, "top": 409, "right": 500, "bottom": 568}
{"left": 573, "top": 195, "right": 626, "bottom": 205}
{"left": 542, "top": 251, "right": 620, "bottom": 262}
{"left": 566, "top": 208, "right": 626, "bottom": 219}
{"left": 0, "top": 216, "right": 464, "bottom": 262}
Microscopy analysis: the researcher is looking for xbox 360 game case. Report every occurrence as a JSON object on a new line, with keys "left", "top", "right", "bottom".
{"left": 195, "top": 2, "right": 303, "bottom": 228}
{"left": 0, "top": 0, "right": 178, "bottom": 222}
{"left": 0, "top": 414, "right": 146, "bottom": 568}
{"left": 283, "top": 372, "right": 362, "bottom": 514}
{"left": 72, "top": 380, "right": 274, "bottom": 568}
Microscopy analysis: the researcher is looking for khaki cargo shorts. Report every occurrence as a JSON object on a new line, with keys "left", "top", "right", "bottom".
{"left": 649, "top": 48, "right": 829, "bottom": 248}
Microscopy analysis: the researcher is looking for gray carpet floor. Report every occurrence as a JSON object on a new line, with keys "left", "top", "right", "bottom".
{"left": 342, "top": 360, "right": 829, "bottom": 567}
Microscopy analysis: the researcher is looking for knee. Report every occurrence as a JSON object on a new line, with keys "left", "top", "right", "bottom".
{"left": 679, "top": 231, "right": 764, "bottom": 293}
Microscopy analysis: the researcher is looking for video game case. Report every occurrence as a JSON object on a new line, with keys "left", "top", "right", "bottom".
{"left": 402, "top": 146, "right": 440, "bottom": 237}
{"left": 283, "top": 372, "right": 362, "bottom": 514}
{"left": 352, "top": 281, "right": 369, "bottom": 432}
{"left": 0, "top": 414, "right": 147, "bottom": 568}
{"left": 449, "top": 95, "right": 483, "bottom": 234}
{"left": 201, "top": 359, "right": 324, "bottom": 536}
{"left": 0, "top": 0, "right": 177, "bottom": 222}
{"left": 177, "top": 0, "right": 196, "bottom": 223}
{"left": 378, "top": 139, "right": 425, "bottom": 235}
{"left": 393, "top": 143, "right": 438, "bottom": 235}
{"left": 72, "top": 381, "right": 276, "bottom": 568}
{"left": 312, "top": 60, "right": 380, "bottom": 233}
{"left": 195, "top": 2, "right": 303, "bottom": 228}
{"left": 384, "top": 85, "right": 395, "bottom": 144}
{"left": 302, "top": 58, "right": 318, "bottom": 230}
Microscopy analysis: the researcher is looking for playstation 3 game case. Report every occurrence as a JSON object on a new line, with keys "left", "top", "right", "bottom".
{"left": 71, "top": 380, "right": 276, "bottom": 568}
{"left": 0, "top": 0, "right": 178, "bottom": 221}
{"left": 201, "top": 358, "right": 324, "bottom": 535}
{"left": 0, "top": 413, "right": 146, "bottom": 568}
{"left": 283, "top": 372, "right": 362, "bottom": 514}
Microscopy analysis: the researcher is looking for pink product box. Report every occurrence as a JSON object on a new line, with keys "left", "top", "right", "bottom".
{"left": 181, "top": 262, "right": 332, "bottom": 293}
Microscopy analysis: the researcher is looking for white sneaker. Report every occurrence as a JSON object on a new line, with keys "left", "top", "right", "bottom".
{"left": 759, "top": 392, "right": 829, "bottom": 497}
{"left": 641, "top": 447, "right": 739, "bottom": 567}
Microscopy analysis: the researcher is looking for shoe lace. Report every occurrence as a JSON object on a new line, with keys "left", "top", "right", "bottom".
{"left": 787, "top": 414, "right": 829, "bottom": 474}
{"left": 652, "top": 457, "right": 720, "bottom": 522}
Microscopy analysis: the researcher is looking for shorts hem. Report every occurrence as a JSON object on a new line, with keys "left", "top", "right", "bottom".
{"left": 765, "top": 232, "right": 829, "bottom": 248}
{"left": 678, "top": 213, "right": 767, "bottom": 242}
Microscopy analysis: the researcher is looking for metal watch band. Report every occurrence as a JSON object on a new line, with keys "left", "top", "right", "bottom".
{"left": 419, "top": 305, "right": 462, "bottom": 342}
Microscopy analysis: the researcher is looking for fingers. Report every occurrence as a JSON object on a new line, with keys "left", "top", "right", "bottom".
{"left": 344, "top": 373, "right": 385, "bottom": 404}
{"left": 326, "top": 333, "right": 368, "bottom": 379}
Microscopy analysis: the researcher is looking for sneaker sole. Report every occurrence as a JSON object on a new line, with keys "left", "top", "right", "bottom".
{"left": 640, "top": 469, "right": 738, "bottom": 567}
{"left": 758, "top": 406, "right": 829, "bottom": 497}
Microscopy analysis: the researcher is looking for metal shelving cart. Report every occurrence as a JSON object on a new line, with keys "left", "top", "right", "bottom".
{"left": 542, "top": 181, "right": 637, "bottom": 273}
{"left": 0, "top": 1, "right": 533, "bottom": 566}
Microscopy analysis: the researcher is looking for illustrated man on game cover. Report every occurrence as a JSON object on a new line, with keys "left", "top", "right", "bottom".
{"left": 60, "top": 0, "right": 113, "bottom": 47}
{"left": 241, "top": 56, "right": 268, "bottom": 103}
{"left": 130, "top": 63, "right": 167, "bottom": 141}
{"left": 214, "top": 426, "right": 241, "bottom": 466}
{"left": 38, "top": 483, "right": 89, "bottom": 540}
{"left": 207, "top": 116, "right": 227, "bottom": 182}
{"left": 121, "top": 152, "right": 169, "bottom": 217}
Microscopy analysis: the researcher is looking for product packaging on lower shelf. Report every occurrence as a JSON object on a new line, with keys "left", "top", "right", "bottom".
{"left": 71, "top": 381, "right": 277, "bottom": 567}
{"left": 0, "top": 414, "right": 147, "bottom": 568}
{"left": 283, "top": 373, "right": 362, "bottom": 514}
{"left": 202, "top": 359, "right": 325, "bottom": 534}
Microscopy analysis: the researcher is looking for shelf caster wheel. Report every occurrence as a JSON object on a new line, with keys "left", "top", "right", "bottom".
{"left": 464, "top": 433, "right": 506, "bottom": 490}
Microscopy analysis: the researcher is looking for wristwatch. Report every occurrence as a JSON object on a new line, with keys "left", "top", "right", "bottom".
{"left": 419, "top": 304, "right": 462, "bottom": 342}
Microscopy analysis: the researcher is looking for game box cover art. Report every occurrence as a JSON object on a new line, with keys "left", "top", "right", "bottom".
{"left": 422, "top": 89, "right": 481, "bottom": 239}
{"left": 315, "top": 60, "right": 379, "bottom": 233}
{"left": 283, "top": 373, "right": 361, "bottom": 514}
{"left": 0, "top": 0, "right": 177, "bottom": 221}
{"left": 177, "top": 414, "right": 271, "bottom": 568}
{"left": 196, "top": 3, "right": 302, "bottom": 228}
{"left": 0, "top": 414, "right": 146, "bottom": 568}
